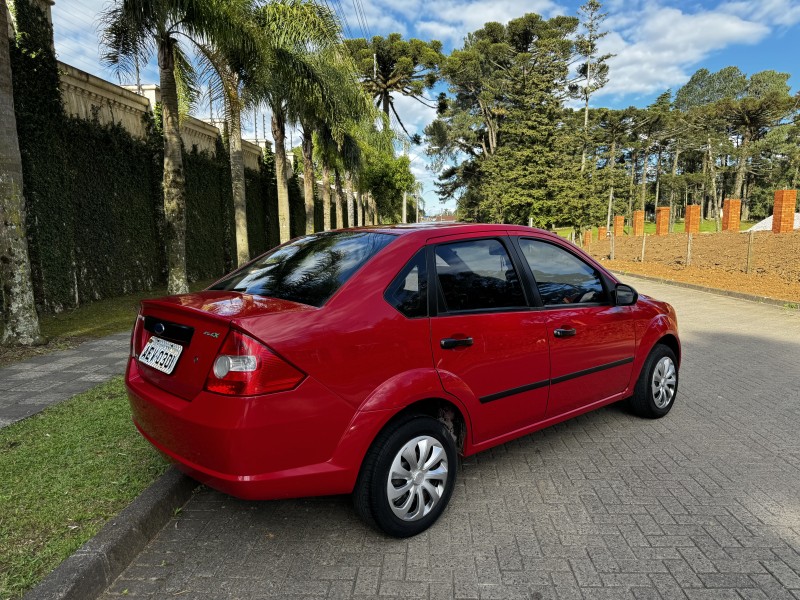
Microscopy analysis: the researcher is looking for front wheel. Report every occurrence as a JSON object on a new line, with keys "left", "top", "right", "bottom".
{"left": 629, "top": 344, "right": 679, "bottom": 418}
{"left": 353, "top": 415, "right": 457, "bottom": 537}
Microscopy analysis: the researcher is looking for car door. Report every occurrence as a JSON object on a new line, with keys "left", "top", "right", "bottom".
{"left": 429, "top": 235, "right": 550, "bottom": 443}
{"left": 515, "top": 237, "right": 636, "bottom": 418}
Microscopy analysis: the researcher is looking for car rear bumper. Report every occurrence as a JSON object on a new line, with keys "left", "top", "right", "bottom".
{"left": 126, "top": 359, "right": 391, "bottom": 500}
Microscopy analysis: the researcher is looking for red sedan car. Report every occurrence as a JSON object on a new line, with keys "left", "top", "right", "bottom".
{"left": 127, "top": 223, "right": 679, "bottom": 537}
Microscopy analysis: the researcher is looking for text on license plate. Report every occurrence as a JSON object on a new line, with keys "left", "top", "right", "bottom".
{"left": 139, "top": 336, "right": 183, "bottom": 375}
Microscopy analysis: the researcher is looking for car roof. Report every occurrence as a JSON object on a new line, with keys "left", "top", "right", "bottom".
{"left": 343, "top": 222, "right": 564, "bottom": 242}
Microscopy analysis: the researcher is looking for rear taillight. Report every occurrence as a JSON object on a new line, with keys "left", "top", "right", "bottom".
{"left": 131, "top": 313, "right": 145, "bottom": 358}
{"left": 204, "top": 330, "right": 305, "bottom": 396}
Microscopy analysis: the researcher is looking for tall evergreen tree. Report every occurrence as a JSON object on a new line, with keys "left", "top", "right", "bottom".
{"left": 571, "top": 0, "right": 613, "bottom": 173}
{"left": 427, "top": 13, "right": 578, "bottom": 225}
{"left": 345, "top": 34, "right": 442, "bottom": 139}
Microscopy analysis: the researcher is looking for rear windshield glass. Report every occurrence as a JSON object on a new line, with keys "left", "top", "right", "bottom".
{"left": 210, "top": 231, "right": 396, "bottom": 307}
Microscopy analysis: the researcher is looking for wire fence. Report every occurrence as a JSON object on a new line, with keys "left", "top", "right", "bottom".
{"left": 586, "top": 231, "right": 800, "bottom": 283}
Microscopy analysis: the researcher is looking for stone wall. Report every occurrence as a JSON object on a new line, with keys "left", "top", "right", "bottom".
{"left": 59, "top": 61, "right": 269, "bottom": 163}
{"left": 60, "top": 62, "right": 151, "bottom": 138}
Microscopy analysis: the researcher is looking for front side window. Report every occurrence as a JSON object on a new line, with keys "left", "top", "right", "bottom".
{"left": 519, "top": 238, "right": 607, "bottom": 306}
{"left": 435, "top": 239, "right": 526, "bottom": 312}
{"left": 211, "top": 232, "right": 395, "bottom": 307}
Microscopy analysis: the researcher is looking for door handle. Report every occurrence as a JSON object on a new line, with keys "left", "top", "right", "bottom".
{"left": 554, "top": 328, "right": 577, "bottom": 338}
{"left": 440, "top": 337, "right": 473, "bottom": 349}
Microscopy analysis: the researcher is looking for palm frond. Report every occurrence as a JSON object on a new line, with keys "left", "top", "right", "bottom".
{"left": 173, "top": 42, "right": 199, "bottom": 119}
{"left": 99, "top": 2, "right": 156, "bottom": 80}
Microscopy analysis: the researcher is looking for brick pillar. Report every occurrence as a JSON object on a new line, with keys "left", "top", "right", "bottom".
{"left": 685, "top": 204, "right": 701, "bottom": 235}
{"left": 772, "top": 189, "right": 797, "bottom": 233}
{"left": 598, "top": 226, "right": 607, "bottom": 240}
{"left": 655, "top": 207, "right": 670, "bottom": 236}
{"left": 613, "top": 215, "right": 625, "bottom": 236}
{"left": 722, "top": 198, "right": 741, "bottom": 232}
{"left": 632, "top": 210, "right": 645, "bottom": 237}
{"left": 583, "top": 230, "right": 591, "bottom": 247}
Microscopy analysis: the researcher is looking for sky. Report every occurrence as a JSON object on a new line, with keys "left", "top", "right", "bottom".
{"left": 50, "top": 0, "right": 800, "bottom": 214}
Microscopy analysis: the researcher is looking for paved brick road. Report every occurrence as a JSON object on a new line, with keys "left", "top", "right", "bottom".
{"left": 101, "top": 277, "right": 800, "bottom": 599}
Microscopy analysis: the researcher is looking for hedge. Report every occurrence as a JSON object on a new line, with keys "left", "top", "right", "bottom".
{"left": 10, "top": 0, "right": 283, "bottom": 313}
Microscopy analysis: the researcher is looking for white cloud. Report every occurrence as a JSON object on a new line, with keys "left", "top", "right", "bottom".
{"left": 596, "top": 3, "right": 771, "bottom": 99}
{"left": 721, "top": 0, "right": 800, "bottom": 28}
{"left": 52, "top": 0, "right": 161, "bottom": 83}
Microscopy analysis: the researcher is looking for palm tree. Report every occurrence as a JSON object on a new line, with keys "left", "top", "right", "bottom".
{"left": 314, "top": 126, "right": 338, "bottom": 230}
{"left": 296, "top": 51, "right": 374, "bottom": 233}
{"left": 251, "top": 0, "right": 341, "bottom": 243}
{"left": 101, "top": 0, "right": 251, "bottom": 293}
{"left": 196, "top": 31, "right": 262, "bottom": 267}
{"left": 0, "top": 0, "right": 44, "bottom": 346}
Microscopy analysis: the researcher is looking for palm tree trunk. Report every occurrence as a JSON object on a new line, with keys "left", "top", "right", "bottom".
{"left": 271, "top": 110, "right": 291, "bottom": 243}
{"left": 158, "top": 39, "right": 189, "bottom": 294}
{"left": 227, "top": 95, "right": 249, "bottom": 266}
{"left": 301, "top": 125, "right": 315, "bottom": 234}
{"left": 345, "top": 180, "right": 354, "bottom": 228}
{"left": 321, "top": 162, "right": 331, "bottom": 231}
{"left": 355, "top": 190, "right": 362, "bottom": 226}
{"left": 333, "top": 168, "right": 344, "bottom": 229}
{"left": 0, "top": 0, "right": 43, "bottom": 345}
{"left": 370, "top": 193, "right": 377, "bottom": 225}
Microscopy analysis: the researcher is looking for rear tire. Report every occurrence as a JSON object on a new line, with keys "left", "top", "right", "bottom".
{"left": 353, "top": 415, "right": 457, "bottom": 538}
{"left": 629, "top": 344, "right": 678, "bottom": 419}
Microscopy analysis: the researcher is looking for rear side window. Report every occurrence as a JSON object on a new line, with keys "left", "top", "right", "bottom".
{"left": 211, "top": 232, "right": 395, "bottom": 307}
{"left": 385, "top": 249, "right": 428, "bottom": 318}
{"left": 519, "top": 238, "right": 607, "bottom": 305}
{"left": 434, "top": 239, "right": 526, "bottom": 312}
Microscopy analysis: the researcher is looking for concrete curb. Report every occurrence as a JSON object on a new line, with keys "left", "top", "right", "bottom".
{"left": 613, "top": 270, "right": 800, "bottom": 309}
{"left": 23, "top": 468, "right": 199, "bottom": 600}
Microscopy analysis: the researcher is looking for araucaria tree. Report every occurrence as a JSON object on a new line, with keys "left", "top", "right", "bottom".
{"left": 427, "top": 14, "right": 580, "bottom": 226}
{"left": 0, "top": 0, "right": 44, "bottom": 346}
{"left": 345, "top": 34, "right": 443, "bottom": 139}
{"left": 102, "top": 0, "right": 250, "bottom": 294}
{"left": 570, "top": 0, "right": 613, "bottom": 172}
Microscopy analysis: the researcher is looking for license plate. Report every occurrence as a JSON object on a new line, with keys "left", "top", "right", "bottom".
{"left": 139, "top": 336, "right": 183, "bottom": 375}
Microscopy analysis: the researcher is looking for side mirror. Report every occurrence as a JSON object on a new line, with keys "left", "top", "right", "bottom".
{"left": 615, "top": 283, "right": 638, "bottom": 306}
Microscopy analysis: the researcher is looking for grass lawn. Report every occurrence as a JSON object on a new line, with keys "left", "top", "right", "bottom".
{"left": 0, "top": 377, "right": 168, "bottom": 599}
{"left": 0, "top": 279, "right": 216, "bottom": 368}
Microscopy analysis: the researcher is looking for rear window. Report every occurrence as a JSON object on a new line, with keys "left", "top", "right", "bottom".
{"left": 210, "top": 231, "right": 396, "bottom": 307}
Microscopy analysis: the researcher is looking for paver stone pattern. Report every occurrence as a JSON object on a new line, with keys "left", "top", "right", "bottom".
{"left": 99, "top": 278, "right": 800, "bottom": 599}
{"left": 0, "top": 332, "right": 130, "bottom": 427}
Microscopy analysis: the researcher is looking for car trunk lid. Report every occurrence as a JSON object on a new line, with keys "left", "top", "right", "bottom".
{"left": 135, "top": 291, "right": 313, "bottom": 400}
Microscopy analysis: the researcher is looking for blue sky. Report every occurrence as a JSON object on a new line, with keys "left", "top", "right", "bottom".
{"left": 51, "top": 0, "right": 800, "bottom": 213}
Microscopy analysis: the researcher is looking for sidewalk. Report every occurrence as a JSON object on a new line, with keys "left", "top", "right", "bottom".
{"left": 0, "top": 332, "right": 130, "bottom": 428}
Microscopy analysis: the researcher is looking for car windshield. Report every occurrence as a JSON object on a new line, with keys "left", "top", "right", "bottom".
{"left": 210, "top": 231, "right": 396, "bottom": 307}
